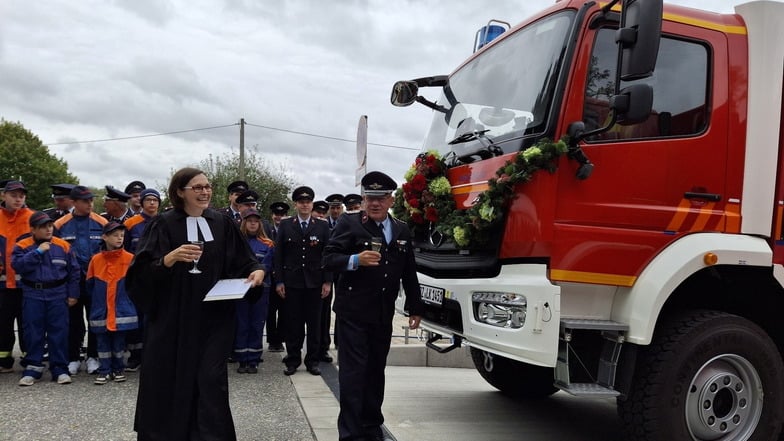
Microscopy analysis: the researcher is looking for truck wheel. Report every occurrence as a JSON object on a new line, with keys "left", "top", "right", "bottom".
{"left": 469, "top": 347, "right": 557, "bottom": 399}
{"left": 618, "top": 310, "right": 784, "bottom": 440}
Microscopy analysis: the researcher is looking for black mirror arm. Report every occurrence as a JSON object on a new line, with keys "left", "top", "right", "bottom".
{"left": 415, "top": 96, "right": 448, "bottom": 114}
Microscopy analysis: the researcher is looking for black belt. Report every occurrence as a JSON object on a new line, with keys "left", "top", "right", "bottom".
{"left": 21, "top": 278, "right": 68, "bottom": 290}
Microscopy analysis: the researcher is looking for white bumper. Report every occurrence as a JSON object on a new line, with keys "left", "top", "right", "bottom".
{"left": 397, "top": 264, "right": 561, "bottom": 367}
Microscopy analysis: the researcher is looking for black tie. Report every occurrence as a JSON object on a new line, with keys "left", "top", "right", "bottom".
{"left": 301, "top": 221, "right": 307, "bottom": 231}
{"left": 379, "top": 222, "right": 386, "bottom": 243}
{"left": 234, "top": 212, "right": 240, "bottom": 221}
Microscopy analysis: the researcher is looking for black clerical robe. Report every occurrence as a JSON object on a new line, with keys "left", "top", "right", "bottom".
{"left": 126, "top": 208, "right": 262, "bottom": 441}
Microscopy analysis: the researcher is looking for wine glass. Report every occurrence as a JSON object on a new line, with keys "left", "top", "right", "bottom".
{"left": 370, "top": 237, "right": 383, "bottom": 252}
{"left": 188, "top": 240, "right": 204, "bottom": 274}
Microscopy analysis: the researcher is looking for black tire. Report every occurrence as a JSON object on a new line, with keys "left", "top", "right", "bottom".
{"left": 470, "top": 347, "right": 558, "bottom": 399}
{"left": 618, "top": 310, "right": 784, "bottom": 440}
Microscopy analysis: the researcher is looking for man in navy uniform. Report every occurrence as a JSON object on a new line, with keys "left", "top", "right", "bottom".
{"left": 101, "top": 186, "right": 133, "bottom": 223}
{"left": 124, "top": 181, "right": 146, "bottom": 216}
{"left": 312, "top": 200, "right": 329, "bottom": 219}
{"left": 42, "top": 184, "right": 76, "bottom": 222}
{"left": 274, "top": 186, "right": 332, "bottom": 376}
{"left": 343, "top": 193, "right": 362, "bottom": 212}
{"left": 264, "top": 201, "right": 289, "bottom": 352}
{"left": 218, "top": 180, "right": 249, "bottom": 222}
{"left": 325, "top": 193, "right": 344, "bottom": 229}
{"left": 323, "top": 171, "right": 424, "bottom": 441}
{"left": 235, "top": 190, "right": 259, "bottom": 219}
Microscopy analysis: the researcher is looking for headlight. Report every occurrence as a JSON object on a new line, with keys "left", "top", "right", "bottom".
{"left": 472, "top": 291, "right": 527, "bottom": 329}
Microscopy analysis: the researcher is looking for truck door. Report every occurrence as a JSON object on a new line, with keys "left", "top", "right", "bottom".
{"left": 551, "top": 18, "right": 734, "bottom": 286}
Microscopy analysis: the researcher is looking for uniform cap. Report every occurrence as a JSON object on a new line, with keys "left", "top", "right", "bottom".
{"left": 124, "top": 181, "right": 146, "bottom": 194}
{"left": 139, "top": 188, "right": 161, "bottom": 202}
{"left": 269, "top": 201, "right": 290, "bottom": 215}
{"left": 325, "top": 193, "right": 344, "bottom": 206}
{"left": 291, "top": 186, "right": 315, "bottom": 201}
{"left": 313, "top": 200, "right": 329, "bottom": 214}
{"left": 102, "top": 221, "right": 126, "bottom": 235}
{"left": 236, "top": 190, "right": 259, "bottom": 205}
{"left": 361, "top": 171, "right": 397, "bottom": 196}
{"left": 51, "top": 183, "right": 76, "bottom": 198}
{"left": 227, "top": 180, "right": 249, "bottom": 194}
{"left": 4, "top": 180, "right": 27, "bottom": 193}
{"left": 343, "top": 193, "right": 362, "bottom": 207}
{"left": 241, "top": 208, "right": 262, "bottom": 219}
{"left": 29, "top": 211, "right": 53, "bottom": 227}
{"left": 70, "top": 185, "right": 94, "bottom": 200}
{"left": 104, "top": 186, "right": 131, "bottom": 202}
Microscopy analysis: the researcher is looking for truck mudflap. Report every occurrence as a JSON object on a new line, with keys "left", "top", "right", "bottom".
{"left": 396, "top": 263, "right": 562, "bottom": 367}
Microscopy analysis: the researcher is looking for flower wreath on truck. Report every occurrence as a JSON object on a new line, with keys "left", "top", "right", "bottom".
{"left": 392, "top": 138, "right": 568, "bottom": 249}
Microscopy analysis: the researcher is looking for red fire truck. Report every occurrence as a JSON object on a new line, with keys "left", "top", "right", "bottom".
{"left": 391, "top": 0, "right": 784, "bottom": 439}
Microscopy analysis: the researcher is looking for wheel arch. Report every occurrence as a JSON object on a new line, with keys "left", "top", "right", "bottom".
{"left": 612, "top": 233, "right": 777, "bottom": 345}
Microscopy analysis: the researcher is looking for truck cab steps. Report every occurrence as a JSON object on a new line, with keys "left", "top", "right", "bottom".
{"left": 555, "top": 318, "right": 628, "bottom": 398}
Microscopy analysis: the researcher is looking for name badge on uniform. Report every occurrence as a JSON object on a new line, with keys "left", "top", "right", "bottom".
{"left": 309, "top": 236, "right": 320, "bottom": 247}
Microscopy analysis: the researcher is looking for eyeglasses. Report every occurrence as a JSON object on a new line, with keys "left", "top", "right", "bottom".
{"left": 183, "top": 184, "right": 213, "bottom": 193}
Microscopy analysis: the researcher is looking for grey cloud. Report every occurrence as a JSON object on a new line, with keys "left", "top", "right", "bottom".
{"left": 110, "top": 0, "right": 176, "bottom": 26}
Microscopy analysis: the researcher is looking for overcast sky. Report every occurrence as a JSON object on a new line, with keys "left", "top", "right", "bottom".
{"left": 0, "top": 0, "right": 739, "bottom": 202}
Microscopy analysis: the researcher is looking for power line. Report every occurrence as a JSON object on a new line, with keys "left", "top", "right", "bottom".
{"left": 45, "top": 123, "right": 240, "bottom": 146}
{"left": 45, "top": 121, "right": 421, "bottom": 151}
{"left": 244, "top": 121, "right": 420, "bottom": 151}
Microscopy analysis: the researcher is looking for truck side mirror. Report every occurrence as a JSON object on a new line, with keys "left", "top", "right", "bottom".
{"left": 617, "top": 0, "right": 662, "bottom": 80}
{"left": 610, "top": 83, "right": 654, "bottom": 124}
{"left": 391, "top": 81, "right": 419, "bottom": 107}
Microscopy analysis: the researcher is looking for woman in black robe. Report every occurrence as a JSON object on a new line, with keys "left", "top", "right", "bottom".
{"left": 126, "top": 167, "right": 265, "bottom": 441}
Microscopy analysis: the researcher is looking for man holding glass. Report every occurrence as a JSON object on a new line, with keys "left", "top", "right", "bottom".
{"left": 323, "top": 171, "right": 424, "bottom": 441}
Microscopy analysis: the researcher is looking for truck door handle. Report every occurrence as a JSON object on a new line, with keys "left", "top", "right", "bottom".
{"left": 684, "top": 192, "right": 721, "bottom": 202}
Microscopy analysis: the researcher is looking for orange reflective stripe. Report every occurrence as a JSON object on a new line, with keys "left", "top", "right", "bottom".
{"left": 690, "top": 202, "right": 716, "bottom": 231}
{"left": 724, "top": 202, "right": 742, "bottom": 234}
{"left": 666, "top": 199, "right": 693, "bottom": 231}
{"left": 451, "top": 182, "right": 490, "bottom": 195}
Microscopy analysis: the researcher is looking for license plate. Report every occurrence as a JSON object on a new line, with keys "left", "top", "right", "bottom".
{"left": 420, "top": 284, "right": 445, "bottom": 306}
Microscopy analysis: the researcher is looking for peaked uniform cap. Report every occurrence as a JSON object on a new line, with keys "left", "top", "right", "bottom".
{"left": 361, "top": 171, "right": 397, "bottom": 196}
{"left": 104, "top": 186, "right": 131, "bottom": 202}
{"left": 269, "top": 201, "right": 290, "bottom": 215}
{"left": 29, "top": 211, "right": 54, "bottom": 227}
{"left": 313, "top": 200, "right": 329, "bottom": 213}
{"left": 124, "top": 181, "right": 146, "bottom": 194}
{"left": 343, "top": 193, "right": 362, "bottom": 207}
{"left": 70, "top": 185, "right": 94, "bottom": 200}
{"left": 291, "top": 186, "right": 315, "bottom": 201}
{"left": 236, "top": 190, "right": 260, "bottom": 205}
{"left": 51, "top": 183, "right": 76, "bottom": 197}
{"left": 227, "top": 180, "right": 249, "bottom": 194}
{"left": 326, "top": 193, "right": 344, "bottom": 206}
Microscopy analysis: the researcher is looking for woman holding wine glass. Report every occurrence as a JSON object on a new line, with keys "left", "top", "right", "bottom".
{"left": 126, "top": 167, "right": 265, "bottom": 441}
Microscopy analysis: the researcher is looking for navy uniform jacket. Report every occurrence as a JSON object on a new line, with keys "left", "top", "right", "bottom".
{"left": 274, "top": 216, "right": 332, "bottom": 289}
{"left": 322, "top": 211, "right": 424, "bottom": 324}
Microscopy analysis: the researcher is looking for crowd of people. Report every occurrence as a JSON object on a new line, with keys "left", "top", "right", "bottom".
{"left": 0, "top": 169, "right": 424, "bottom": 441}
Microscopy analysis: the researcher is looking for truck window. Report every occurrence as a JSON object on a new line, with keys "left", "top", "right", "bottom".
{"left": 584, "top": 28, "right": 709, "bottom": 141}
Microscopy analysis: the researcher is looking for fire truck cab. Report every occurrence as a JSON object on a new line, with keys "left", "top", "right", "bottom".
{"left": 392, "top": 0, "right": 784, "bottom": 439}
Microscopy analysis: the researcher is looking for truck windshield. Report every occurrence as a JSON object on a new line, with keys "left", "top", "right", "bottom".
{"left": 424, "top": 11, "right": 574, "bottom": 159}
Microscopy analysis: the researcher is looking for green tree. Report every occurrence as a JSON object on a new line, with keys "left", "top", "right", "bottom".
{"left": 0, "top": 119, "right": 79, "bottom": 210}
{"left": 198, "top": 148, "right": 294, "bottom": 219}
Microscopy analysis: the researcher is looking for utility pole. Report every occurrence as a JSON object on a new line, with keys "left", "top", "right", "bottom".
{"left": 239, "top": 118, "right": 245, "bottom": 180}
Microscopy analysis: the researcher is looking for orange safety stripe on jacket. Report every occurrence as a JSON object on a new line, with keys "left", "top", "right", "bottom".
{"left": 16, "top": 236, "right": 72, "bottom": 254}
{"left": 87, "top": 249, "right": 133, "bottom": 331}
{"left": 0, "top": 207, "right": 34, "bottom": 289}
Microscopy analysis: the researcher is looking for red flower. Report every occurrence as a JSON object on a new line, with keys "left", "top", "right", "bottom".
{"left": 411, "top": 212, "right": 425, "bottom": 224}
{"left": 411, "top": 174, "right": 427, "bottom": 192}
{"left": 425, "top": 206, "right": 439, "bottom": 223}
{"left": 407, "top": 198, "right": 420, "bottom": 209}
{"left": 429, "top": 162, "right": 441, "bottom": 174}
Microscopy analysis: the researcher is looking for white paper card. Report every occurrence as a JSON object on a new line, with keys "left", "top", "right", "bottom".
{"left": 203, "top": 278, "right": 251, "bottom": 301}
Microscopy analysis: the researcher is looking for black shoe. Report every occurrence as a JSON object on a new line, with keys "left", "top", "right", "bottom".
{"left": 283, "top": 365, "right": 297, "bottom": 376}
{"left": 268, "top": 344, "right": 284, "bottom": 352}
{"left": 125, "top": 360, "right": 141, "bottom": 372}
{"left": 306, "top": 366, "right": 321, "bottom": 376}
{"left": 319, "top": 354, "right": 333, "bottom": 363}
{"left": 247, "top": 364, "right": 258, "bottom": 374}
{"left": 237, "top": 363, "right": 248, "bottom": 374}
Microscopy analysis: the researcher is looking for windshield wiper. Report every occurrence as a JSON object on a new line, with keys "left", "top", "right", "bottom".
{"left": 448, "top": 129, "right": 490, "bottom": 145}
